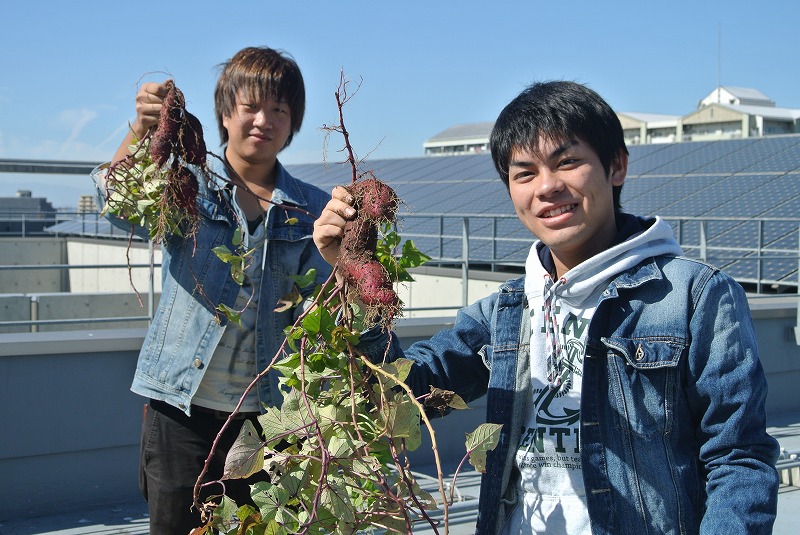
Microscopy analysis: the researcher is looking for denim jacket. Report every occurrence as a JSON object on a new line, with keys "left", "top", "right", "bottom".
{"left": 357, "top": 254, "right": 779, "bottom": 534}
{"left": 93, "top": 160, "right": 332, "bottom": 415}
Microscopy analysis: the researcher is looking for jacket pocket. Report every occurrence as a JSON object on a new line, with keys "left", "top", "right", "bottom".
{"left": 601, "top": 336, "right": 686, "bottom": 439}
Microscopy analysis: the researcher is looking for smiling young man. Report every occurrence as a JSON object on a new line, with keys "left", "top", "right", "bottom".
{"left": 93, "top": 47, "right": 331, "bottom": 535}
{"left": 313, "top": 80, "right": 779, "bottom": 534}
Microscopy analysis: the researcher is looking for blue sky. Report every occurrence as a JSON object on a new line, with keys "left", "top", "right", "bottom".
{"left": 1, "top": 0, "right": 798, "bottom": 208}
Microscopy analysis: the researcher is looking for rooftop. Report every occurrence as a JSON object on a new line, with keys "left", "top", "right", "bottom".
{"left": 3, "top": 412, "right": 798, "bottom": 534}
{"left": 2, "top": 132, "right": 800, "bottom": 533}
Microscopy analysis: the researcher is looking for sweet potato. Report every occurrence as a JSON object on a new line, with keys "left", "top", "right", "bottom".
{"left": 338, "top": 178, "right": 401, "bottom": 319}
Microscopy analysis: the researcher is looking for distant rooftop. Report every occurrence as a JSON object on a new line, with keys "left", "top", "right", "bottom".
{"left": 700, "top": 86, "right": 776, "bottom": 107}
{"left": 0, "top": 191, "right": 55, "bottom": 214}
{"left": 426, "top": 121, "right": 495, "bottom": 142}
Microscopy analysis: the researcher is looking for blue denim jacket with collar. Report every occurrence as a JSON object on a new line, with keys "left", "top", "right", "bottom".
{"left": 93, "top": 159, "right": 332, "bottom": 415}
{"left": 357, "top": 254, "right": 779, "bottom": 534}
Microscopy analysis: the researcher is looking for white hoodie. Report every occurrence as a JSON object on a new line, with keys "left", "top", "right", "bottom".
{"left": 504, "top": 216, "right": 683, "bottom": 535}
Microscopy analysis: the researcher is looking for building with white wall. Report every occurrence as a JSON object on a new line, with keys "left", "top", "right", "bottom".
{"left": 425, "top": 86, "right": 800, "bottom": 154}
{"left": 423, "top": 121, "right": 494, "bottom": 156}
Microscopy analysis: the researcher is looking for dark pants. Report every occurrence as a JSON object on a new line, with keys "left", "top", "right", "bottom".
{"left": 139, "top": 399, "right": 265, "bottom": 535}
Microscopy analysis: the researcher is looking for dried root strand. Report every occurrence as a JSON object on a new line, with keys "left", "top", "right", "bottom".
{"left": 165, "top": 165, "right": 199, "bottom": 217}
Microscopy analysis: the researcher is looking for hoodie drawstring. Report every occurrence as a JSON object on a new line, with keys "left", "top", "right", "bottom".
{"left": 543, "top": 274, "right": 567, "bottom": 390}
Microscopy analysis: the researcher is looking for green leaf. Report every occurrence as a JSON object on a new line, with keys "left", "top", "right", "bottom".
{"left": 273, "top": 351, "right": 301, "bottom": 380}
{"left": 260, "top": 518, "right": 284, "bottom": 535}
{"left": 251, "top": 481, "right": 290, "bottom": 523}
{"left": 212, "top": 245, "right": 235, "bottom": 262}
{"left": 378, "top": 393, "right": 420, "bottom": 440}
{"left": 233, "top": 226, "right": 243, "bottom": 247}
{"left": 257, "top": 406, "right": 289, "bottom": 445}
{"left": 302, "top": 307, "right": 322, "bottom": 335}
{"left": 223, "top": 419, "right": 265, "bottom": 480}
{"left": 230, "top": 259, "right": 245, "bottom": 285}
{"left": 289, "top": 268, "right": 317, "bottom": 288}
{"left": 208, "top": 495, "right": 240, "bottom": 532}
{"left": 317, "top": 403, "right": 346, "bottom": 438}
{"left": 369, "top": 512, "right": 410, "bottom": 534}
{"left": 329, "top": 326, "right": 359, "bottom": 352}
{"left": 465, "top": 422, "right": 503, "bottom": 473}
{"left": 136, "top": 198, "right": 156, "bottom": 211}
{"left": 285, "top": 217, "right": 299, "bottom": 225}
{"left": 320, "top": 479, "right": 356, "bottom": 525}
{"left": 235, "top": 503, "right": 259, "bottom": 522}
{"left": 276, "top": 461, "right": 310, "bottom": 497}
{"left": 327, "top": 435, "right": 364, "bottom": 459}
{"left": 280, "top": 389, "right": 315, "bottom": 435}
{"left": 401, "top": 239, "right": 431, "bottom": 268}
{"left": 448, "top": 392, "right": 469, "bottom": 410}
{"left": 239, "top": 511, "right": 269, "bottom": 535}
{"left": 376, "top": 358, "right": 413, "bottom": 390}
{"left": 216, "top": 304, "right": 242, "bottom": 326}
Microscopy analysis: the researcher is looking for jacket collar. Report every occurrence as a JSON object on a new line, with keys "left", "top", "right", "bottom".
{"left": 205, "top": 147, "right": 308, "bottom": 208}
{"left": 504, "top": 257, "right": 665, "bottom": 301}
{"left": 611, "top": 257, "right": 663, "bottom": 289}
{"left": 270, "top": 160, "right": 308, "bottom": 208}
{"left": 499, "top": 276, "right": 526, "bottom": 293}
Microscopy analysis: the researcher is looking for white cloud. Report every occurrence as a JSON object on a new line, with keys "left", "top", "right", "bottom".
{"left": 96, "top": 120, "right": 132, "bottom": 152}
{"left": 57, "top": 108, "right": 99, "bottom": 158}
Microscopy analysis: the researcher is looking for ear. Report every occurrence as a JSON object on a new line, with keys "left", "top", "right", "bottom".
{"left": 609, "top": 151, "right": 628, "bottom": 186}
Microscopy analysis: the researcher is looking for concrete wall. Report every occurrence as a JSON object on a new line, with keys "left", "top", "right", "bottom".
{"left": 400, "top": 266, "right": 511, "bottom": 317}
{"left": 0, "top": 292, "right": 159, "bottom": 333}
{"left": 2, "top": 299, "right": 799, "bottom": 522}
{"left": 0, "top": 239, "right": 498, "bottom": 330}
{"left": 0, "top": 329, "right": 147, "bottom": 521}
{"left": 749, "top": 296, "right": 800, "bottom": 416}
{"left": 0, "top": 295, "right": 29, "bottom": 334}
{"left": 0, "top": 238, "right": 160, "bottom": 333}
{"left": 0, "top": 236, "right": 159, "bottom": 295}
{"left": 0, "top": 319, "right": 457, "bottom": 522}
{"left": 66, "top": 238, "right": 162, "bottom": 294}
{"left": 0, "top": 238, "right": 66, "bottom": 293}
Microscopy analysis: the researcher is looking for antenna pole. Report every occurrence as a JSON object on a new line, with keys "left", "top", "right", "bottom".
{"left": 717, "top": 22, "right": 721, "bottom": 102}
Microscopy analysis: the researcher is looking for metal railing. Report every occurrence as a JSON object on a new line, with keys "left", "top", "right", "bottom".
{"left": 395, "top": 212, "right": 800, "bottom": 286}
{"left": 0, "top": 211, "right": 798, "bottom": 333}
{"left": 0, "top": 210, "right": 138, "bottom": 239}
{"left": 778, "top": 448, "right": 800, "bottom": 488}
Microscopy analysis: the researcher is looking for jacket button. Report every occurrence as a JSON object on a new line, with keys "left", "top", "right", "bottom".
{"left": 178, "top": 403, "right": 186, "bottom": 410}
{"left": 194, "top": 358, "right": 203, "bottom": 368}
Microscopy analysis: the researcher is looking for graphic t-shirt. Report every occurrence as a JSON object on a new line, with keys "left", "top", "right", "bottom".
{"left": 503, "top": 216, "right": 684, "bottom": 534}
{"left": 503, "top": 273, "right": 600, "bottom": 535}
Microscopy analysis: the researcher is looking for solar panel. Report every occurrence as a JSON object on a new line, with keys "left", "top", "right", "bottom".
{"left": 48, "top": 135, "right": 800, "bottom": 290}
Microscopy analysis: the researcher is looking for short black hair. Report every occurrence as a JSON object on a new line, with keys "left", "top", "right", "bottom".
{"left": 489, "top": 80, "right": 627, "bottom": 211}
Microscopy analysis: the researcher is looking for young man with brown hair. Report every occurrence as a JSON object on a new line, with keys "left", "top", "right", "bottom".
{"left": 93, "top": 46, "right": 331, "bottom": 534}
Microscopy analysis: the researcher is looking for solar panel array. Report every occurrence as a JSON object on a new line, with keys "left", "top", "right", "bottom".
{"left": 48, "top": 135, "right": 800, "bottom": 291}
{"left": 289, "top": 135, "right": 800, "bottom": 291}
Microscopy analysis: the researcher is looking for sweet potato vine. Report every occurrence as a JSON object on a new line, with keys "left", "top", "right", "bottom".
{"left": 189, "top": 73, "right": 502, "bottom": 535}
{"left": 100, "top": 79, "right": 313, "bottom": 322}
